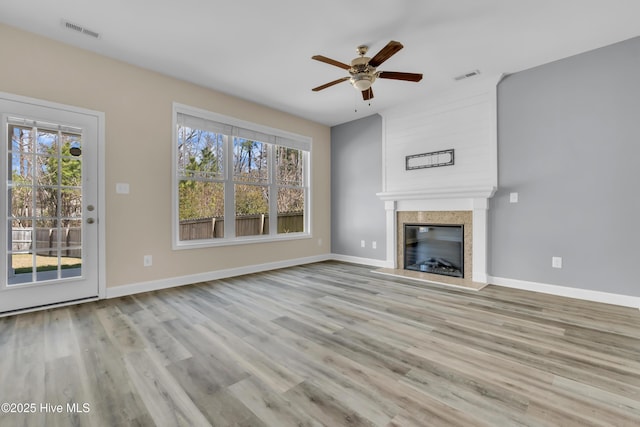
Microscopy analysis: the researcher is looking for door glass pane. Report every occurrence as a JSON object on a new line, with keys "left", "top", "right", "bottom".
{"left": 35, "top": 219, "right": 58, "bottom": 252}
{"left": 9, "top": 220, "right": 32, "bottom": 251}
{"left": 62, "top": 219, "right": 82, "bottom": 258}
{"left": 36, "top": 130, "right": 58, "bottom": 155}
{"left": 9, "top": 252, "right": 33, "bottom": 285}
{"left": 36, "top": 155, "right": 58, "bottom": 186}
{"left": 62, "top": 249, "right": 82, "bottom": 279}
{"left": 9, "top": 125, "right": 33, "bottom": 153}
{"left": 6, "top": 120, "right": 83, "bottom": 286}
{"left": 9, "top": 184, "right": 31, "bottom": 218}
{"left": 36, "top": 187, "right": 57, "bottom": 218}
{"left": 35, "top": 251, "right": 60, "bottom": 282}
{"left": 62, "top": 133, "right": 82, "bottom": 158}
{"left": 61, "top": 188, "right": 82, "bottom": 218}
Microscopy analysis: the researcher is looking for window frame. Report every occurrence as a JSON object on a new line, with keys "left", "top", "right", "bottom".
{"left": 172, "top": 103, "right": 311, "bottom": 250}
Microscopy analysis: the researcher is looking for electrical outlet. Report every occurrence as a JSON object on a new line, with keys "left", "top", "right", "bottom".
{"left": 143, "top": 255, "right": 153, "bottom": 267}
{"left": 552, "top": 256, "right": 562, "bottom": 269}
{"left": 372, "top": 241, "right": 377, "bottom": 249}
{"left": 360, "top": 240, "right": 365, "bottom": 248}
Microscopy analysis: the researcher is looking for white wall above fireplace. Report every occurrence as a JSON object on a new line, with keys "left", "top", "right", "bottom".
{"left": 379, "top": 74, "right": 501, "bottom": 196}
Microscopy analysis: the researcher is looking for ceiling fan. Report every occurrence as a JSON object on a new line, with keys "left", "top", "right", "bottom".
{"left": 311, "top": 40, "right": 423, "bottom": 100}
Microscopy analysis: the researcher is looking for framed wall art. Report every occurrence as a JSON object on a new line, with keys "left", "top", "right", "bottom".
{"left": 406, "top": 149, "right": 454, "bottom": 170}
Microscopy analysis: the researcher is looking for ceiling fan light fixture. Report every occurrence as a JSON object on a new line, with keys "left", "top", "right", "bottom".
{"left": 351, "top": 74, "right": 373, "bottom": 91}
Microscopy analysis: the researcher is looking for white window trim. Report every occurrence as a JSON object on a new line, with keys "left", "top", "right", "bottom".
{"left": 172, "top": 103, "right": 312, "bottom": 250}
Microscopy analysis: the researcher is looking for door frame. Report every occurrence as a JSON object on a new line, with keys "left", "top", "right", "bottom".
{"left": 0, "top": 91, "right": 106, "bottom": 313}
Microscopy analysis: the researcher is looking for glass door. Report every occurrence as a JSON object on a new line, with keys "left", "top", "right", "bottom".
{"left": 1, "top": 96, "right": 100, "bottom": 313}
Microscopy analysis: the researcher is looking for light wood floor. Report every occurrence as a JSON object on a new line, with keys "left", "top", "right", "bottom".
{"left": 1, "top": 261, "right": 639, "bottom": 426}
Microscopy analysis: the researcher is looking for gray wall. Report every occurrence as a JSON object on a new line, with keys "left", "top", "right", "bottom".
{"left": 489, "top": 36, "right": 640, "bottom": 296}
{"left": 331, "top": 114, "right": 386, "bottom": 260}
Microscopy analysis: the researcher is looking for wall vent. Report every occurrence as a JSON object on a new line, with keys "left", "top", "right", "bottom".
{"left": 62, "top": 20, "right": 100, "bottom": 39}
{"left": 454, "top": 69, "right": 481, "bottom": 81}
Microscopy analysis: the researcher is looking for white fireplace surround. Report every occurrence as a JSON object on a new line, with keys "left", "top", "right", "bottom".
{"left": 377, "top": 186, "right": 496, "bottom": 283}
{"left": 376, "top": 76, "right": 501, "bottom": 284}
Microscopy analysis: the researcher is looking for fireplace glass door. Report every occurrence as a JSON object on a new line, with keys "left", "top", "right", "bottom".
{"left": 404, "top": 224, "right": 463, "bottom": 278}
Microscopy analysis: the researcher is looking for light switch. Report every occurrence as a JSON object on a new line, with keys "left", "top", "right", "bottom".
{"left": 509, "top": 192, "right": 518, "bottom": 203}
{"left": 116, "top": 183, "right": 130, "bottom": 194}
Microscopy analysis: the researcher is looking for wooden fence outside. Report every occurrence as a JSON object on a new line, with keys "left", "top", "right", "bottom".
{"left": 11, "top": 213, "right": 304, "bottom": 251}
{"left": 179, "top": 212, "right": 304, "bottom": 240}
{"left": 12, "top": 227, "right": 82, "bottom": 257}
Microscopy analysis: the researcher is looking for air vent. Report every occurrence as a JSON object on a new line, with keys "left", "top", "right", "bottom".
{"left": 454, "top": 69, "right": 481, "bottom": 81}
{"left": 62, "top": 20, "right": 100, "bottom": 39}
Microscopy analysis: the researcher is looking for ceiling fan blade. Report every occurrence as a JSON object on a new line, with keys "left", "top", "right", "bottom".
{"left": 311, "top": 55, "right": 351, "bottom": 70}
{"left": 312, "top": 77, "right": 350, "bottom": 92}
{"left": 362, "top": 87, "right": 374, "bottom": 101}
{"left": 378, "top": 71, "right": 423, "bottom": 82}
{"left": 368, "top": 41, "right": 404, "bottom": 67}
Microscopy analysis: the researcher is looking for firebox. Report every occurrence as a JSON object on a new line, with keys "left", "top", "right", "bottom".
{"left": 403, "top": 224, "right": 464, "bottom": 278}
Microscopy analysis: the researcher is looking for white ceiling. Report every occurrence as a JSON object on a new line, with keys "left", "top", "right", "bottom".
{"left": 2, "top": 0, "right": 639, "bottom": 126}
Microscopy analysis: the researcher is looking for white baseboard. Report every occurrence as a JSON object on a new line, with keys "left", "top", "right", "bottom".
{"left": 106, "top": 254, "right": 332, "bottom": 299}
{"left": 488, "top": 276, "right": 640, "bottom": 309}
{"left": 330, "top": 254, "right": 393, "bottom": 269}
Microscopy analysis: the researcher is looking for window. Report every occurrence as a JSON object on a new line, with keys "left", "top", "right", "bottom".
{"left": 173, "top": 104, "right": 311, "bottom": 248}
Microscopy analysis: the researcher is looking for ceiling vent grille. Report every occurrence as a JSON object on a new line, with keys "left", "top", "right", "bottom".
{"left": 454, "top": 69, "right": 481, "bottom": 81}
{"left": 62, "top": 20, "right": 100, "bottom": 39}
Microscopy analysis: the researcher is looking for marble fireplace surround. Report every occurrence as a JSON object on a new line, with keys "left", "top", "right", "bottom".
{"left": 377, "top": 187, "right": 496, "bottom": 290}
{"left": 397, "top": 211, "right": 472, "bottom": 281}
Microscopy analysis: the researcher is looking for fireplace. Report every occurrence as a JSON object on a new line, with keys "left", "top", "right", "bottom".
{"left": 393, "top": 210, "right": 476, "bottom": 286}
{"left": 404, "top": 224, "right": 464, "bottom": 278}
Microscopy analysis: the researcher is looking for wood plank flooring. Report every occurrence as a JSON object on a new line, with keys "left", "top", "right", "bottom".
{"left": 1, "top": 261, "right": 639, "bottom": 426}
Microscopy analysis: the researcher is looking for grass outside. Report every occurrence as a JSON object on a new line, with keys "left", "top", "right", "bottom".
{"left": 11, "top": 254, "right": 82, "bottom": 274}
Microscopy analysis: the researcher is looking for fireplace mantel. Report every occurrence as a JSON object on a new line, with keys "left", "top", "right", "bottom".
{"left": 377, "top": 185, "right": 496, "bottom": 202}
{"left": 376, "top": 187, "right": 495, "bottom": 285}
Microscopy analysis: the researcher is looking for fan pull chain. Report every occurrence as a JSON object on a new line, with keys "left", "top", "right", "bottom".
{"left": 353, "top": 90, "right": 373, "bottom": 113}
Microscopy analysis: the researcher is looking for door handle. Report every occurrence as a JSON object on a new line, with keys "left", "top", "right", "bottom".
{"left": 87, "top": 218, "right": 95, "bottom": 224}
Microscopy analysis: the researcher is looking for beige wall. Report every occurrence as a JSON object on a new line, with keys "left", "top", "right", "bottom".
{"left": 0, "top": 23, "right": 331, "bottom": 289}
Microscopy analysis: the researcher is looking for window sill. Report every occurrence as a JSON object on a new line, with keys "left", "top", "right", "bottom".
{"left": 173, "top": 232, "right": 311, "bottom": 250}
